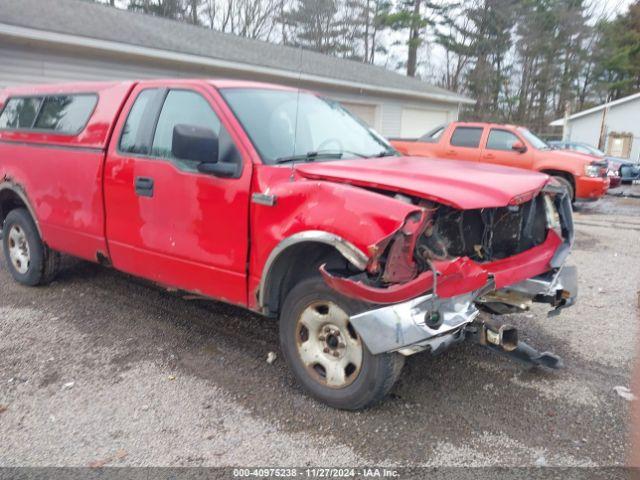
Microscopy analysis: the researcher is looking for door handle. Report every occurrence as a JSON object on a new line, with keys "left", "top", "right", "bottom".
{"left": 484, "top": 153, "right": 495, "bottom": 159}
{"left": 135, "top": 176, "right": 154, "bottom": 197}
{"left": 446, "top": 150, "right": 456, "bottom": 155}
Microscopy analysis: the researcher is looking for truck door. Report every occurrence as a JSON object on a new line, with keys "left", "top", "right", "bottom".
{"left": 442, "top": 126, "right": 484, "bottom": 162}
{"left": 481, "top": 128, "right": 534, "bottom": 170}
{"left": 103, "top": 83, "right": 251, "bottom": 305}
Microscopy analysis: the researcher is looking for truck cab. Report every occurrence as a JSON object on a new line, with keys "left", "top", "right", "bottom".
{"left": 1, "top": 80, "right": 576, "bottom": 409}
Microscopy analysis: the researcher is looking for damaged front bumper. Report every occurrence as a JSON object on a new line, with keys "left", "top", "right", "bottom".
{"left": 350, "top": 291, "right": 480, "bottom": 356}
{"left": 324, "top": 185, "right": 575, "bottom": 306}
{"left": 335, "top": 184, "right": 577, "bottom": 360}
{"left": 350, "top": 260, "right": 578, "bottom": 358}
{"left": 348, "top": 187, "right": 578, "bottom": 356}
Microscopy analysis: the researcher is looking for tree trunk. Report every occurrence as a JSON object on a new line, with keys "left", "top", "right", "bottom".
{"left": 407, "top": 0, "right": 422, "bottom": 77}
{"left": 364, "top": 0, "right": 370, "bottom": 63}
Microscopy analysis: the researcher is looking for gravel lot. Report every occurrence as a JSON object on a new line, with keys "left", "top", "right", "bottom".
{"left": 1, "top": 186, "right": 639, "bottom": 468}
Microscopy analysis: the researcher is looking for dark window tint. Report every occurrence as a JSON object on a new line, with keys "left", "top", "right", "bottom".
{"left": 151, "top": 90, "right": 221, "bottom": 166}
{"left": 119, "top": 89, "right": 159, "bottom": 155}
{"left": 486, "top": 129, "right": 520, "bottom": 151}
{"left": 0, "top": 97, "right": 42, "bottom": 129}
{"left": 450, "top": 127, "right": 483, "bottom": 148}
{"left": 33, "top": 95, "right": 97, "bottom": 133}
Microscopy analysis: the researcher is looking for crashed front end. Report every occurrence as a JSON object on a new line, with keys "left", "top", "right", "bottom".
{"left": 322, "top": 182, "right": 576, "bottom": 366}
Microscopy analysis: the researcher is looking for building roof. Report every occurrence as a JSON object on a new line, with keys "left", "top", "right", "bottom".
{"left": 0, "top": 0, "right": 473, "bottom": 105}
{"left": 550, "top": 91, "right": 640, "bottom": 126}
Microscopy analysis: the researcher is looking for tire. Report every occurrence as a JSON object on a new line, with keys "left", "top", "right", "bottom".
{"left": 279, "top": 276, "right": 404, "bottom": 410}
{"left": 553, "top": 175, "right": 574, "bottom": 203}
{"left": 2, "top": 208, "right": 59, "bottom": 286}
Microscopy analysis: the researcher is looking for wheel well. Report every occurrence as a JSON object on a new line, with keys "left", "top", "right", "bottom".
{"left": 540, "top": 169, "right": 574, "bottom": 189}
{"left": 540, "top": 170, "right": 575, "bottom": 198}
{"left": 262, "top": 242, "right": 355, "bottom": 317}
{"left": 0, "top": 188, "right": 29, "bottom": 228}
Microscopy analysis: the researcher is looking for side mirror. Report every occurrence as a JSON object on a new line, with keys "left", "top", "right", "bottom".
{"left": 512, "top": 141, "right": 526, "bottom": 153}
{"left": 172, "top": 124, "right": 218, "bottom": 163}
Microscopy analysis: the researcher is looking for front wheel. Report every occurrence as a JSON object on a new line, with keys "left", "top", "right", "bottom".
{"left": 2, "top": 208, "right": 59, "bottom": 286}
{"left": 279, "top": 276, "right": 404, "bottom": 410}
{"left": 553, "top": 175, "right": 574, "bottom": 203}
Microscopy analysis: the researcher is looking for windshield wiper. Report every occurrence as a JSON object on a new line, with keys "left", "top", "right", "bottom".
{"left": 373, "top": 148, "right": 397, "bottom": 157}
{"left": 275, "top": 151, "right": 343, "bottom": 164}
{"left": 275, "top": 149, "right": 368, "bottom": 164}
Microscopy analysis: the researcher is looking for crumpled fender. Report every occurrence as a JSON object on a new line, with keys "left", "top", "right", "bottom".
{"left": 250, "top": 165, "right": 423, "bottom": 310}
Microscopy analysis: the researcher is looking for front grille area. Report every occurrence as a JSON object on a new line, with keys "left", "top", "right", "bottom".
{"left": 418, "top": 194, "right": 549, "bottom": 263}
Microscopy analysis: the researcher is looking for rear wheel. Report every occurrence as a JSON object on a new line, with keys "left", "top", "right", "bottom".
{"left": 279, "top": 276, "right": 404, "bottom": 410}
{"left": 2, "top": 208, "right": 59, "bottom": 286}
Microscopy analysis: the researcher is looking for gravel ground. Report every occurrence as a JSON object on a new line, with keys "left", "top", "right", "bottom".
{"left": 0, "top": 186, "right": 638, "bottom": 467}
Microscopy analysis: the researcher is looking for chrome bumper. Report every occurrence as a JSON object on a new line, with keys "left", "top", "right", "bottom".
{"left": 350, "top": 293, "right": 480, "bottom": 356}
{"left": 350, "top": 266, "right": 577, "bottom": 356}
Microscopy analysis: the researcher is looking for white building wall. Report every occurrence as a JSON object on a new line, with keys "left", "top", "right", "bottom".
{"left": 566, "top": 114, "right": 602, "bottom": 147}
{"left": 0, "top": 40, "right": 462, "bottom": 139}
{"left": 567, "top": 98, "right": 640, "bottom": 162}
{"left": 601, "top": 100, "right": 640, "bottom": 162}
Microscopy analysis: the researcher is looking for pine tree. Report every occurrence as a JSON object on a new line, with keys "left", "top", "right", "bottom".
{"left": 377, "top": 0, "right": 440, "bottom": 76}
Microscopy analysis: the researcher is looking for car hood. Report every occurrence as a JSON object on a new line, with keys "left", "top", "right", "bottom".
{"left": 542, "top": 149, "right": 600, "bottom": 166}
{"left": 607, "top": 157, "right": 634, "bottom": 166}
{"left": 295, "top": 156, "right": 549, "bottom": 210}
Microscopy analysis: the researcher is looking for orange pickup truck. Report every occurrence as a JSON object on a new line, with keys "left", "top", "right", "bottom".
{"left": 392, "top": 122, "right": 609, "bottom": 203}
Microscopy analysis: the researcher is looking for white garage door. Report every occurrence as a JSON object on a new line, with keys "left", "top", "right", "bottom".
{"left": 340, "top": 102, "right": 377, "bottom": 127}
{"left": 401, "top": 108, "right": 449, "bottom": 138}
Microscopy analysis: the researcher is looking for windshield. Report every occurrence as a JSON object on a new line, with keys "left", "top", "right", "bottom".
{"left": 220, "top": 88, "right": 395, "bottom": 164}
{"left": 518, "top": 128, "right": 549, "bottom": 150}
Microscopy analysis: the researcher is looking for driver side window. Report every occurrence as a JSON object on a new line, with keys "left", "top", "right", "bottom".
{"left": 151, "top": 90, "right": 221, "bottom": 168}
{"left": 486, "top": 129, "right": 520, "bottom": 151}
{"left": 142, "top": 89, "right": 241, "bottom": 173}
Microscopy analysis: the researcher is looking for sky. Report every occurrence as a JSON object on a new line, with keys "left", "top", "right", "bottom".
{"left": 603, "top": 0, "right": 634, "bottom": 15}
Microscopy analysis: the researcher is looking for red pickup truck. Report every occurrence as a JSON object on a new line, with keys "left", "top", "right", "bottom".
{"left": 392, "top": 122, "right": 610, "bottom": 203}
{"left": 0, "top": 80, "right": 576, "bottom": 409}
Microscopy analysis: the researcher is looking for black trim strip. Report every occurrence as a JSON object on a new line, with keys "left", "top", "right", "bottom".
{"left": 0, "top": 139, "right": 104, "bottom": 154}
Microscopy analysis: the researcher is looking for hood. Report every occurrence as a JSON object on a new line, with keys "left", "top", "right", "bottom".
{"left": 295, "top": 156, "right": 549, "bottom": 210}
{"left": 543, "top": 149, "right": 601, "bottom": 166}
{"left": 607, "top": 157, "right": 634, "bottom": 166}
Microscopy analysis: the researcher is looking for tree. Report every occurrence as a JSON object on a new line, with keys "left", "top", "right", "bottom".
{"left": 127, "top": 0, "right": 187, "bottom": 20}
{"left": 187, "top": 0, "right": 200, "bottom": 24}
{"left": 592, "top": 1, "right": 640, "bottom": 99}
{"left": 378, "top": 0, "right": 440, "bottom": 76}
{"left": 279, "top": 0, "right": 354, "bottom": 56}
{"left": 436, "top": 0, "right": 516, "bottom": 120}
{"left": 203, "top": 0, "right": 279, "bottom": 40}
{"left": 435, "top": 3, "right": 474, "bottom": 93}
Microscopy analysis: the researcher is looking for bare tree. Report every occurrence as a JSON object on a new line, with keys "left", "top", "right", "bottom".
{"left": 203, "top": 0, "right": 279, "bottom": 40}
